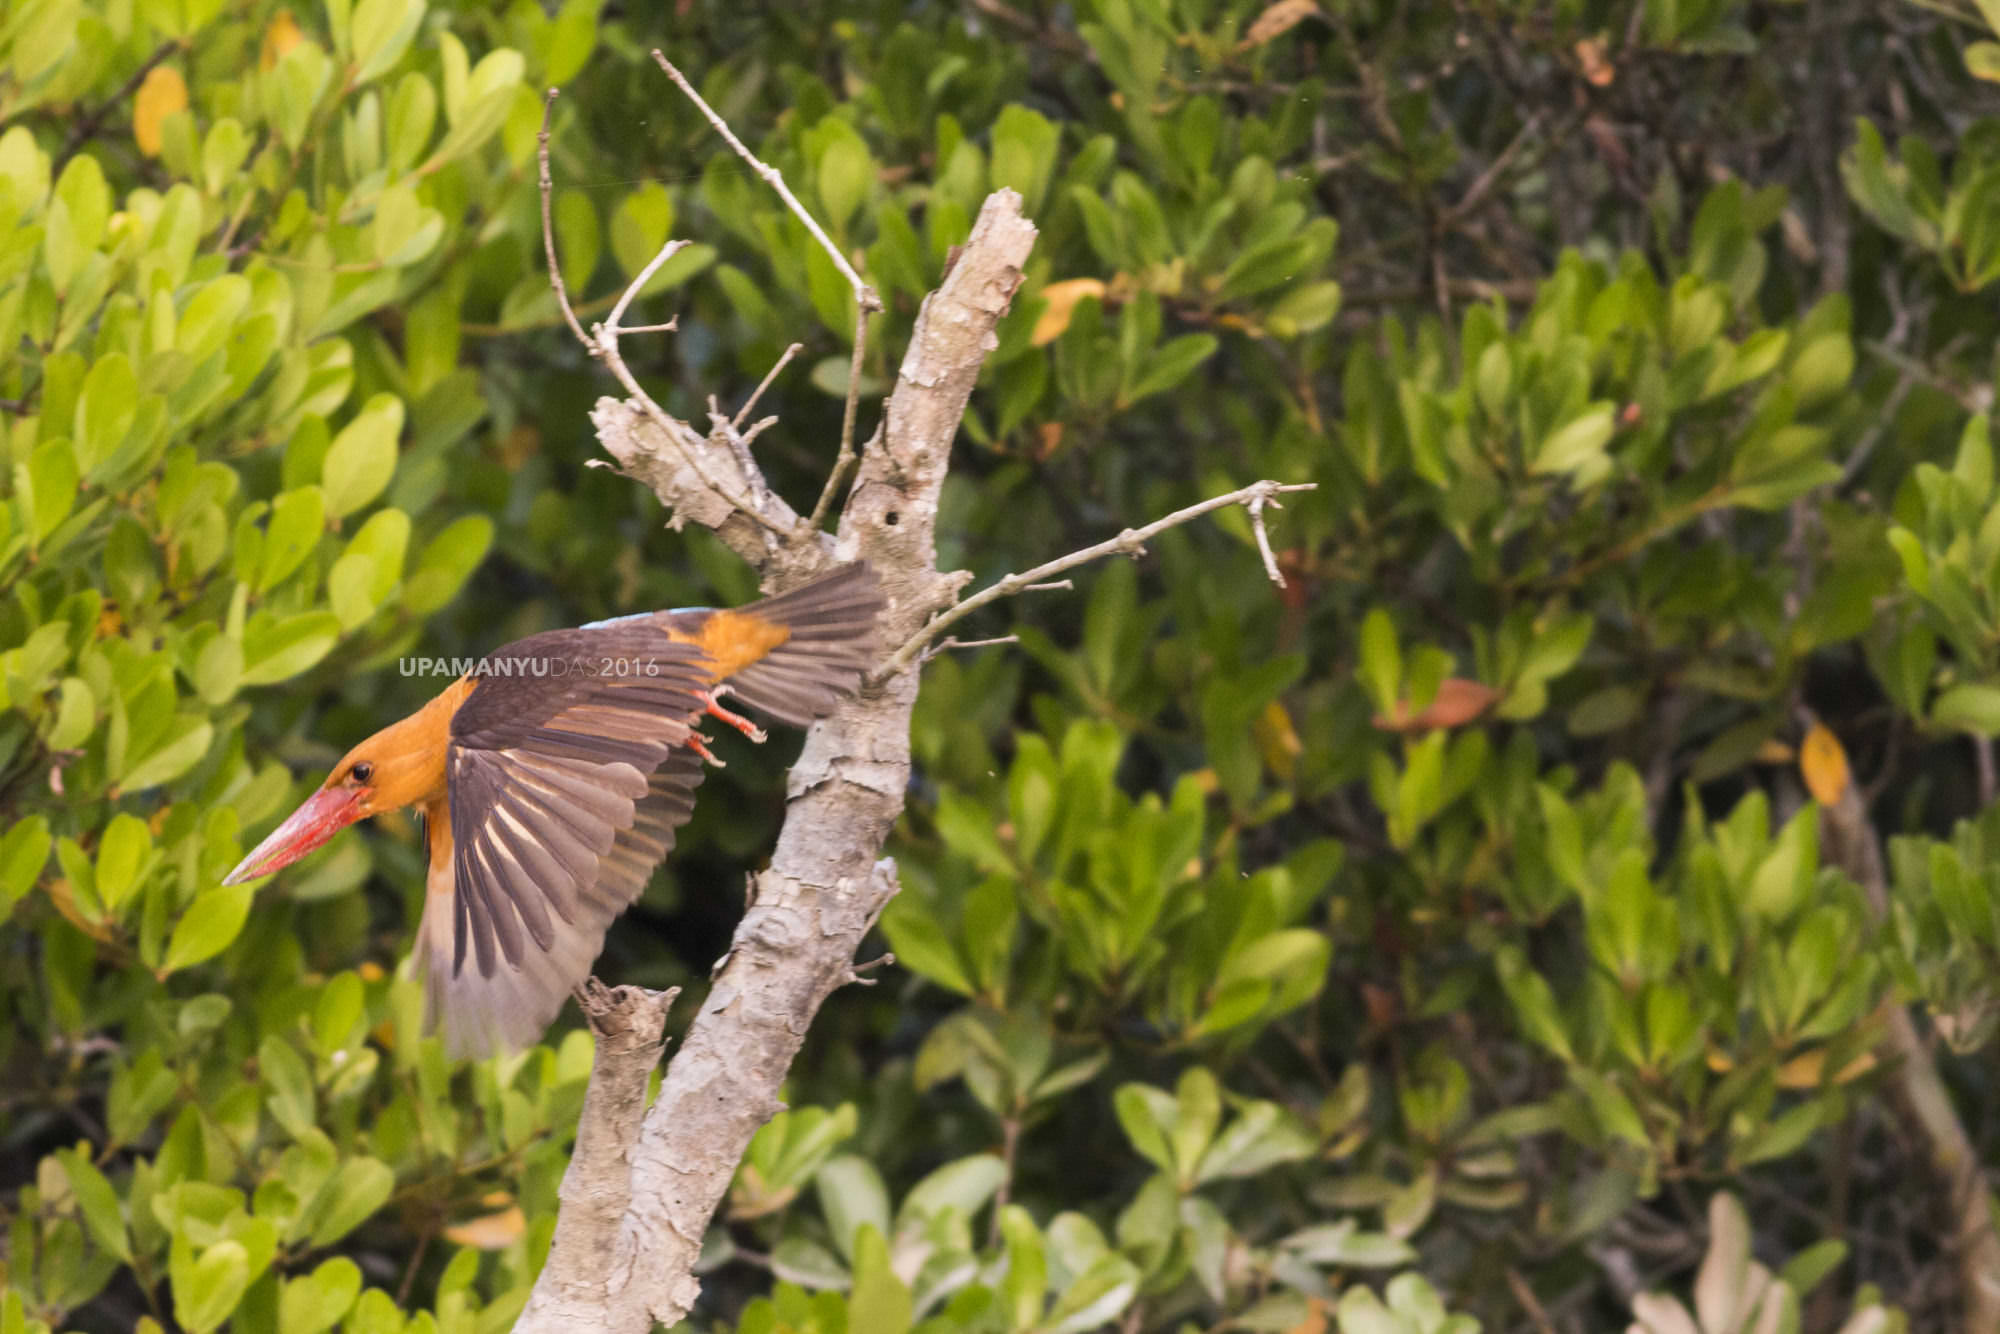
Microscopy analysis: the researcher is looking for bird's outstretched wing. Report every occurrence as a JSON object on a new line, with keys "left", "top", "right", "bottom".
{"left": 423, "top": 627, "right": 712, "bottom": 1057}
{"left": 419, "top": 562, "right": 884, "bottom": 1058}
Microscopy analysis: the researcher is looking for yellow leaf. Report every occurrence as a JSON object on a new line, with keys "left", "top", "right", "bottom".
{"left": 133, "top": 67, "right": 188, "bottom": 159}
{"left": 262, "top": 10, "right": 304, "bottom": 71}
{"left": 1776, "top": 1047, "right": 1876, "bottom": 1089}
{"left": 1030, "top": 278, "right": 1107, "bottom": 346}
{"left": 1800, "top": 722, "right": 1850, "bottom": 805}
{"left": 1240, "top": 0, "right": 1325, "bottom": 51}
{"left": 1253, "top": 698, "right": 1302, "bottom": 780}
{"left": 442, "top": 1204, "right": 525, "bottom": 1250}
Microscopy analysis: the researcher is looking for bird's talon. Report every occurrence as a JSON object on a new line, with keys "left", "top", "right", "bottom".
{"left": 700, "top": 691, "right": 766, "bottom": 743}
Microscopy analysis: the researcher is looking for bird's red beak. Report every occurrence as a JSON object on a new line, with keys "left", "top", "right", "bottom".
{"left": 223, "top": 785, "right": 365, "bottom": 885}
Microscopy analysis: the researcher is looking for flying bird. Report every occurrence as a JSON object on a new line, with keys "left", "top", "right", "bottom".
{"left": 224, "top": 562, "right": 883, "bottom": 1058}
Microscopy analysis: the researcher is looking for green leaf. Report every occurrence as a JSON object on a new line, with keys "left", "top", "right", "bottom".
{"left": 95, "top": 813, "right": 153, "bottom": 913}
{"left": 164, "top": 884, "right": 255, "bottom": 973}
{"left": 553, "top": 188, "right": 600, "bottom": 293}
{"left": 1531, "top": 402, "right": 1616, "bottom": 477}
{"left": 177, "top": 275, "right": 252, "bottom": 365}
{"left": 258, "top": 487, "right": 327, "bottom": 593}
{"left": 1965, "top": 40, "right": 2000, "bottom": 81}
{"left": 814, "top": 121, "right": 872, "bottom": 237}
{"left": 1932, "top": 683, "right": 2000, "bottom": 737}
{"left": 174, "top": 1239, "right": 251, "bottom": 1334}
{"left": 898, "top": 1154, "right": 1007, "bottom": 1228}
{"left": 403, "top": 515, "right": 492, "bottom": 614}
{"left": 278, "top": 1256, "right": 362, "bottom": 1334}
{"left": 1043, "top": 1254, "right": 1140, "bottom": 1333}
{"left": 304, "top": 1156, "right": 394, "bottom": 1247}
{"left": 74, "top": 353, "right": 137, "bottom": 474}
{"left": 846, "top": 1225, "right": 911, "bottom": 1334}
{"left": 1359, "top": 608, "right": 1402, "bottom": 713}
{"left": 241, "top": 612, "right": 341, "bottom": 686}
{"left": 1266, "top": 280, "right": 1343, "bottom": 337}
{"left": 120, "top": 715, "right": 214, "bottom": 791}
{"left": 57, "top": 1147, "right": 131, "bottom": 1262}
{"left": 1282, "top": 1219, "right": 1417, "bottom": 1268}
{"left": 1113, "top": 1083, "right": 1178, "bottom": 1172}
{"left": 1123, "top": 333, "right": 1217, "bottom": 405}
{"left": 322, "top": 395, "right": 403, "bottom": 518}
{"left": 814, "top": 1155, "right": 890, "bottom": 1262}
{"left": 0, "top": 815, "right": 51, "bottom": 912}
{"left": 260, "top": 1035, "right": 317, "bottom": 1139}
{"left": 351, "top": 0, "right": 423, "bottom": 85}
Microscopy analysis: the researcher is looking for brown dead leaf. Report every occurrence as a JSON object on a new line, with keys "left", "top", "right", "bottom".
{"left": 133, "top": 67, "right": 188, "bottom": 159}
{"left": 1240, "top": 0, "right": 1324, "bottom": 52}
{"left": 1574, "top": 37, "right": 1616, "bottom": 86}
{"left": 1372, "top": 678, "right": 1501, "bottom": 733}
{"left": 443, "top": 1204, "right": 525, "bottom": 1250}
{"left": 1800, "top": 722, "right": 1851, "bottom": 806}
{"left": 1031, "top": 278, "right": 1107, "bottom": 346}
{"left": 1285, "top": 1296, "right": 1331, "bottom": 1334}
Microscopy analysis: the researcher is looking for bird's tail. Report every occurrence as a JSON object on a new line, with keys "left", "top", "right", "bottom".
{"left": 717, "top": 562, "right": 884, "bottom": 727}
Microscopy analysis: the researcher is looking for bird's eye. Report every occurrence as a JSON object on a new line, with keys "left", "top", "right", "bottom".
{"left": 350, "top": 761, "right": 374, "bottom": 784}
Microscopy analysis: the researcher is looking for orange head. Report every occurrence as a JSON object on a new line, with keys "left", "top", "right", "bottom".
{"left": 222, "top": 683, "right": 466, "bottom": 885}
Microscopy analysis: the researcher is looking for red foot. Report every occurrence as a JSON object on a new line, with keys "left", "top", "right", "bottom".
{"left": 700, "top": 691, "right": 766, "bottom": 744}
{"left": 686, "top": 732, "right": 725, "bottom": 767}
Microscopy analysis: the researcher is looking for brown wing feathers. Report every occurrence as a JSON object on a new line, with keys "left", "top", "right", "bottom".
{"left": 421, "top": 563, "right": 882, "bottom": 1059}
{"left": 666, "top": 561, "right": 882, "bottom": 727}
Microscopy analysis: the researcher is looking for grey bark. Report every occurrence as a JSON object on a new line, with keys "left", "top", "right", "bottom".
{"left": 514, "top": 189, "right": 1038, "bottom": 1333}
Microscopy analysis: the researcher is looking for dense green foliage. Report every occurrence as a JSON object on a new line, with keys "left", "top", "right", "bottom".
{"left": 4, "top": 0, "right": 2000, "bottom": 1331}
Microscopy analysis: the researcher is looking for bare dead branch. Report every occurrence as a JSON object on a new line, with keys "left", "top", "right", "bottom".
{"left": 878, "top": 480, "right": 1318, "bottom": 677}
{"left": 517, "top": 190, "right": 1038, "bottom": 1334}
{"left": 651, "top": 49, "right": 884, "bottom": 538}
{"left": 537, "top": 94, "right": 789, "bottom": 540}
{"left": 515, "top": 982, "right": 678, "bottom": 1329}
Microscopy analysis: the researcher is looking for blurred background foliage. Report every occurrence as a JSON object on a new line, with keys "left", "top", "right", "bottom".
{"left": 4, "top": 0, "right": 2000, "bottom": 1330}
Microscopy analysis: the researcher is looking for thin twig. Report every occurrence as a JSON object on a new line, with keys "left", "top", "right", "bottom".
{"left": 537, "top": 88, "right": 787, "bottom": 537}
{"left": 537, "top": 90, "right": 593, "bottom": 351}
{"left": 1247, "top": 491, "right": 1288, "bottom": 588}
{"left": 652, "top": 50, "right": 874, "bottom": 300}
{"left": 1024, "top": 580, "right": 1073, "bottom": 592}
{"left": 922, "top": 634, "right": 1020, "bottom": 662}
{"left": 1440, "top": 110, "right": 1549, "bottom": 227}
{"left": 807, "top": 306, "right": 876, "bottom": 532}
{"left": 603, "top": 243, "right": 689, "bottom": 338}
{"left": 735, "top": 343, "right": 804, "bottom": 430}
{"left": 879, "top": 480, "right": 1317, "bottom": 677}
{"left": 652, "top": 49, "right": 884, "bottom": 536}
